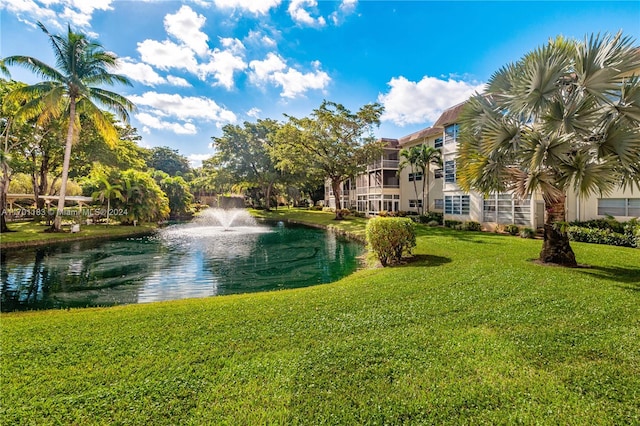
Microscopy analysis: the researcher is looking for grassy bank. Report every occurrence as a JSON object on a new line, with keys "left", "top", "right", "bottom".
{"left": 2, "top": 210, "right": 639, "bottom": 424}
{"left": 0, "top": 221, "right": 156, "bottom": 248}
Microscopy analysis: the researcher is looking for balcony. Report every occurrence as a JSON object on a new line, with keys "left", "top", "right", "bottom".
{"left": 368, "top": 160, "right": 399, "bottom": 170}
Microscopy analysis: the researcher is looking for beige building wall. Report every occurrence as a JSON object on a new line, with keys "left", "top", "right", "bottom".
{"left": 566, "top": 188, "right": 640, "bottom": 223}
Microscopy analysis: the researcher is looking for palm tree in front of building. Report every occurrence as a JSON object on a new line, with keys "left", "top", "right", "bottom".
{"left": 457, "top": 32, "right": 640, "bottom": 266}
{"left": 399, "top": 145, "right": 421, "bottom": 214}
{"left": 415, "top": 145, "right": 442, "bottom": 213}
{"left": 4, "top": 22, "right": 135, "bottom": 231}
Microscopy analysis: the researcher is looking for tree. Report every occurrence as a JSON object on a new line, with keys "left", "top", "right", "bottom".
{"left": 153, "top": 170, "right": 194, "bottom": 218}
{"left": 457, "top": 33, "right": 640, "bottom": 266}
{"left": 91, "top": 172, "right": 123, "bottom": 223}
{"left": 4, "top": 22, "right": 135, "bottom": 231}
{"left": 399, "top": 146, "right": 421, "bottom": 214}
{"left": 416, "top": 145, "right": 442, "bottom": 214}
{"left": 147, "top": 146, "right": 190, "bottom": 176}
{"left": 211, "top": 119, "right": 282, "bottom": 210}
{"left": 275, "top": 100, "right": 384, "bottom": 219}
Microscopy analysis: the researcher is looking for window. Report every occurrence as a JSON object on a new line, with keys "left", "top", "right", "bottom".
{"left": 434, "top": 199, "right": 443, "bottom": 210}
{"left": 434, "top": 168, "right": 443, "bottom": 179}
{"left": 483, "top": 193, "right": 531, "bottom": 225}
{"left": 598, "top": 198, "right": 640, "bottom": 217}
{"left": 409, "top": 199, "right": 423, "bottom": 208}
{"left": 444, "top": 195, "right": 470, "bottom": 215}
{"left": 434, "top": 137, "right": 443, "bottom": 148}
{"left": 408, "top": 172, "right": 423, "bottom": 182}
{"left": 444, "top": 124, "right": 459, "bottom": 144}
{"left": 444, "top": 160, "right": 456, "bottom": 183}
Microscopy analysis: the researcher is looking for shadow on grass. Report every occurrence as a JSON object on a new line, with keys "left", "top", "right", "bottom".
{"left": 400, "top": 254, "right": 452, "bottom": 268}
{"left": 577, "top": 265, "right": 640, "bottom": 288}
{"left": 414, "top": 226, "right": 507, "bottom": 244}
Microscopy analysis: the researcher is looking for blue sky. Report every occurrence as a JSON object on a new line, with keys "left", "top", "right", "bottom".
{"left": 2, "top": 1, "right": 639, "bottom": 167}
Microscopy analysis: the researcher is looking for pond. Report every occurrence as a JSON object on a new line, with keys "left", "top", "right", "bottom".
{"left": 1, "top": 210, "right": 364, "bottom": 312}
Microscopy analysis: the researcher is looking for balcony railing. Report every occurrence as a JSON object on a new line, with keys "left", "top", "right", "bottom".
{"left": 368, "top": 160, "right": 399, "bottom": 170}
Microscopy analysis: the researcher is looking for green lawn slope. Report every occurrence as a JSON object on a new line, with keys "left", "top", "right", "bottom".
{"left": 2, "top": 210, "right": 639, "bottom": 425}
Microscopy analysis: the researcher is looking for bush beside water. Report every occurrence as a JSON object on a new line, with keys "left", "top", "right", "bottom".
{"left": 365, "top": 217, "right": 416, "bottom": 266}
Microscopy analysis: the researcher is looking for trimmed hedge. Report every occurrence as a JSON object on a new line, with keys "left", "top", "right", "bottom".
{"left": 365, "top": 217, "right": 416, "bottom": 266}
{"left": 567, "top": 226, "right": 637, "bottom": 248}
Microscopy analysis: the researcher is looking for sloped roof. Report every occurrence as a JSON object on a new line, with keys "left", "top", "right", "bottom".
{"left": 433, "top": 101, "right": 467, "bottom": 127}
{"left": 378, "top": 137, "right": 400, "bottom": 148}
{"left": 397, "top": 126, "right": 442, "bottom": 147}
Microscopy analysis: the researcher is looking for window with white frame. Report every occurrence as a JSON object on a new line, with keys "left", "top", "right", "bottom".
{"left": 434, "top": 137, "right": 443, "bottom": 148}
{"left": 434, "top": 168, "right": 443, "bottom": 179}
{"left": 409, "top": 199, "right": 423, "bottom": 208}
{"left": 598, "top": 198, "right": 640, "bottom": 217}
{"left": 434, "top": 199, "right": 443, "bottom": 210}
{"left": 444, "top": 195, "right": 470, "bottom": 215}
{"left": 444, "top": 124, "right": 459, "bottom": 144}
{"left": 483, "top": 193, "right": 531, "bottom": 225}
{"left": 444, "top": 160, "right": 456, "bottom": 183}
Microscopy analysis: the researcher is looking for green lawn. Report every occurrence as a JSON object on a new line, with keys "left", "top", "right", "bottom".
{"left": 0, "top": 221, "right": 156, "bottom": 247}
{"left": 2, "top": 210, "right": 639, "bottom": 425}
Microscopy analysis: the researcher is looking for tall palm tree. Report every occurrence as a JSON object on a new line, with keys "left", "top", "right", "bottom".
{"left": 399, "top": 145, "right": 421, "bottom": 213}
{"left": 458, "top": 32, "right": 640, "bottom": 266}
{"left": 415, "top": 144, "right": 442, "bottom": 213}
{"left": 4, "top": 22, "right": 135, "bottom": 231}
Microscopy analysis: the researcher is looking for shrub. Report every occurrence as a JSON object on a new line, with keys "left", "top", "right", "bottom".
{"left": 337, "top": 209, "right": 351, "bottom": 218}
{"left": 310, "top": 205, "right": 323, "bottom": 211}
{"left": 520, "top": 227, "right": 535, "bottom": 239}
{"left": 427, "top": 220, "right": 440, "bottom": 227}
{"left": 504, "top": 224, "right": 520, "bottom": 235}
{"left": 378, "top": 210, "right": 389, "bottom": 217}
{"left": 567, "top": 226, "right": 636, "bottom": 248}
{"left": 366, "top": 217, "right": 416, "bottom": 267}
{"left": 444, "top": 219, "right": 462, "bottom": 228}
{"left": 419, "top": 212, "right": 443, "bottom": 225}
{"left": 463, "top": 221, "right": 482, "bottom": 231}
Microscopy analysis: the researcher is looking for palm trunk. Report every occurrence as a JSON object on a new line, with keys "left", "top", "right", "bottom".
{"left": 264, "top": 181, "right": 274, "bottom": 210}
{"left": 423, "top": 165, "right": 429, "bottom": 214}
{"left": 412, "top": 168, "right": 419, "bottom": 214}
{"left": 539, "top": 193, "right": 577, "bottom": 266}
{"left": 0, "top": 176, "right": 9, "bottom": 233}
{"left": 53, "top": 99, "right": 75, "bottom": 231}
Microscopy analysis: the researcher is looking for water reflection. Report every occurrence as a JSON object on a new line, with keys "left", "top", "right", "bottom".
{"left": 1, "top": 222, "right": 363, "bottom": 311}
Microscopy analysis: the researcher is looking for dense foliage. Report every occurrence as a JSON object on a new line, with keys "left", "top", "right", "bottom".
{"left": 365, "top": 216, "right": 416, "bottom": 266}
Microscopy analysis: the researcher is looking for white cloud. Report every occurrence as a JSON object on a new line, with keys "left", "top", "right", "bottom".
{"left": 246, "top": 30, "right": 278, "bottom": 48}
{"left": 130, "top": 92, "right": 237, "bottom": 135}
{"left": 213, "top": 0, "right": 281, "bottom": 15}
{"left": 166, "top": 75, "right": 191, "bottom": 87}
{"left": 247, "top": 107, "right": 261, "bottom": 118}
{"left": 378, "top": 75, "right": 485, "bottom": 126}
{"left": 187, "top": 153, "right": 213, "bottom": 167}
{"left": 198, "top": 49, "right": 247, "bottom": 89}
{"left": 1, "top": 0, "right": 112, "bottom": 29}
{"left": 249, "top": 53, "right": 330, "bottom": 98}
{"left": 249, "top": 52, "right": 287, "bottom": 83}
{"left": 164, "top": 5, "right": 209, "bottom": 57}
{"left": 117, "top": 57, "right": 166, "bottom": 86}
{"left": 136, "top": 112, "right": 197, "bottom": 135}
{"left": 330, "top": 0, "right": 358, "bottom": 25}
{"left": 288, "top": 0, "right": 326, "bottom": 27}
{"left": 137, "top": 39, "right": 199, "bottom": 73}
{"left": 220, "top": 37, "right": 245, "bottom": 55}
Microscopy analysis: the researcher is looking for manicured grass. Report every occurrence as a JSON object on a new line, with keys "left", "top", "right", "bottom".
{"left": 0, "top": 221, "right": 156, "bottom": 247}
{"left": 2, "top": 210, "right": 639, "bottom": 424}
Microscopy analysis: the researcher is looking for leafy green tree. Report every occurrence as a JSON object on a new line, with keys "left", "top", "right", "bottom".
{"left": 153, "top": 170, "right": 194, "bottom": 218}
{"left": 399, "top": 146, "right": 422, "bottom": 214}
{"left": 457, "top": 33, "right": 640, "bottom": 266}
{"left": 275, "top": 100, "right": 384, "bottom": 219}
{"left": 147, "top": 146, "right": 190, "bottom": 176}
{"left": 211, "top": 119, "right": 282, "bottom": 210}
{"left": 4, "top": 22, "right": 135, "bottom": 231}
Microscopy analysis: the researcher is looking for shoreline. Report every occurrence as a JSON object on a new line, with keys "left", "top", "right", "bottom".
{"left": 0, "top": 225, "right": 157, "bottom": 250}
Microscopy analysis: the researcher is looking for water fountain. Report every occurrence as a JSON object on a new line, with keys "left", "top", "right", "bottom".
{"left": 163, "top": 208, "right": 269, "bottom": 239}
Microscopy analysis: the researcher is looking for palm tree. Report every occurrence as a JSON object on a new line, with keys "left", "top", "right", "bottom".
{"left": 458, "top": 32, "right": 640, "bottom": 266}
{"left": 4, "top": 22, "right": 135, "bottom": 231}
{"left": 399, "top": 145, "right": 421, "bottom": 213}
{"left": 415, "top": 144, "right": 442, "bottom": 213}
{"left": 399, "top": 144, "right": 442, "bottom": 214}
{"left": 92, "top": 175, "right": 123, "bottom": 224}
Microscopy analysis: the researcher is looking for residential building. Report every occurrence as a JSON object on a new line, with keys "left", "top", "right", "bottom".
{"left": 325, "top": 103, "right": 639, "bottom": 227}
